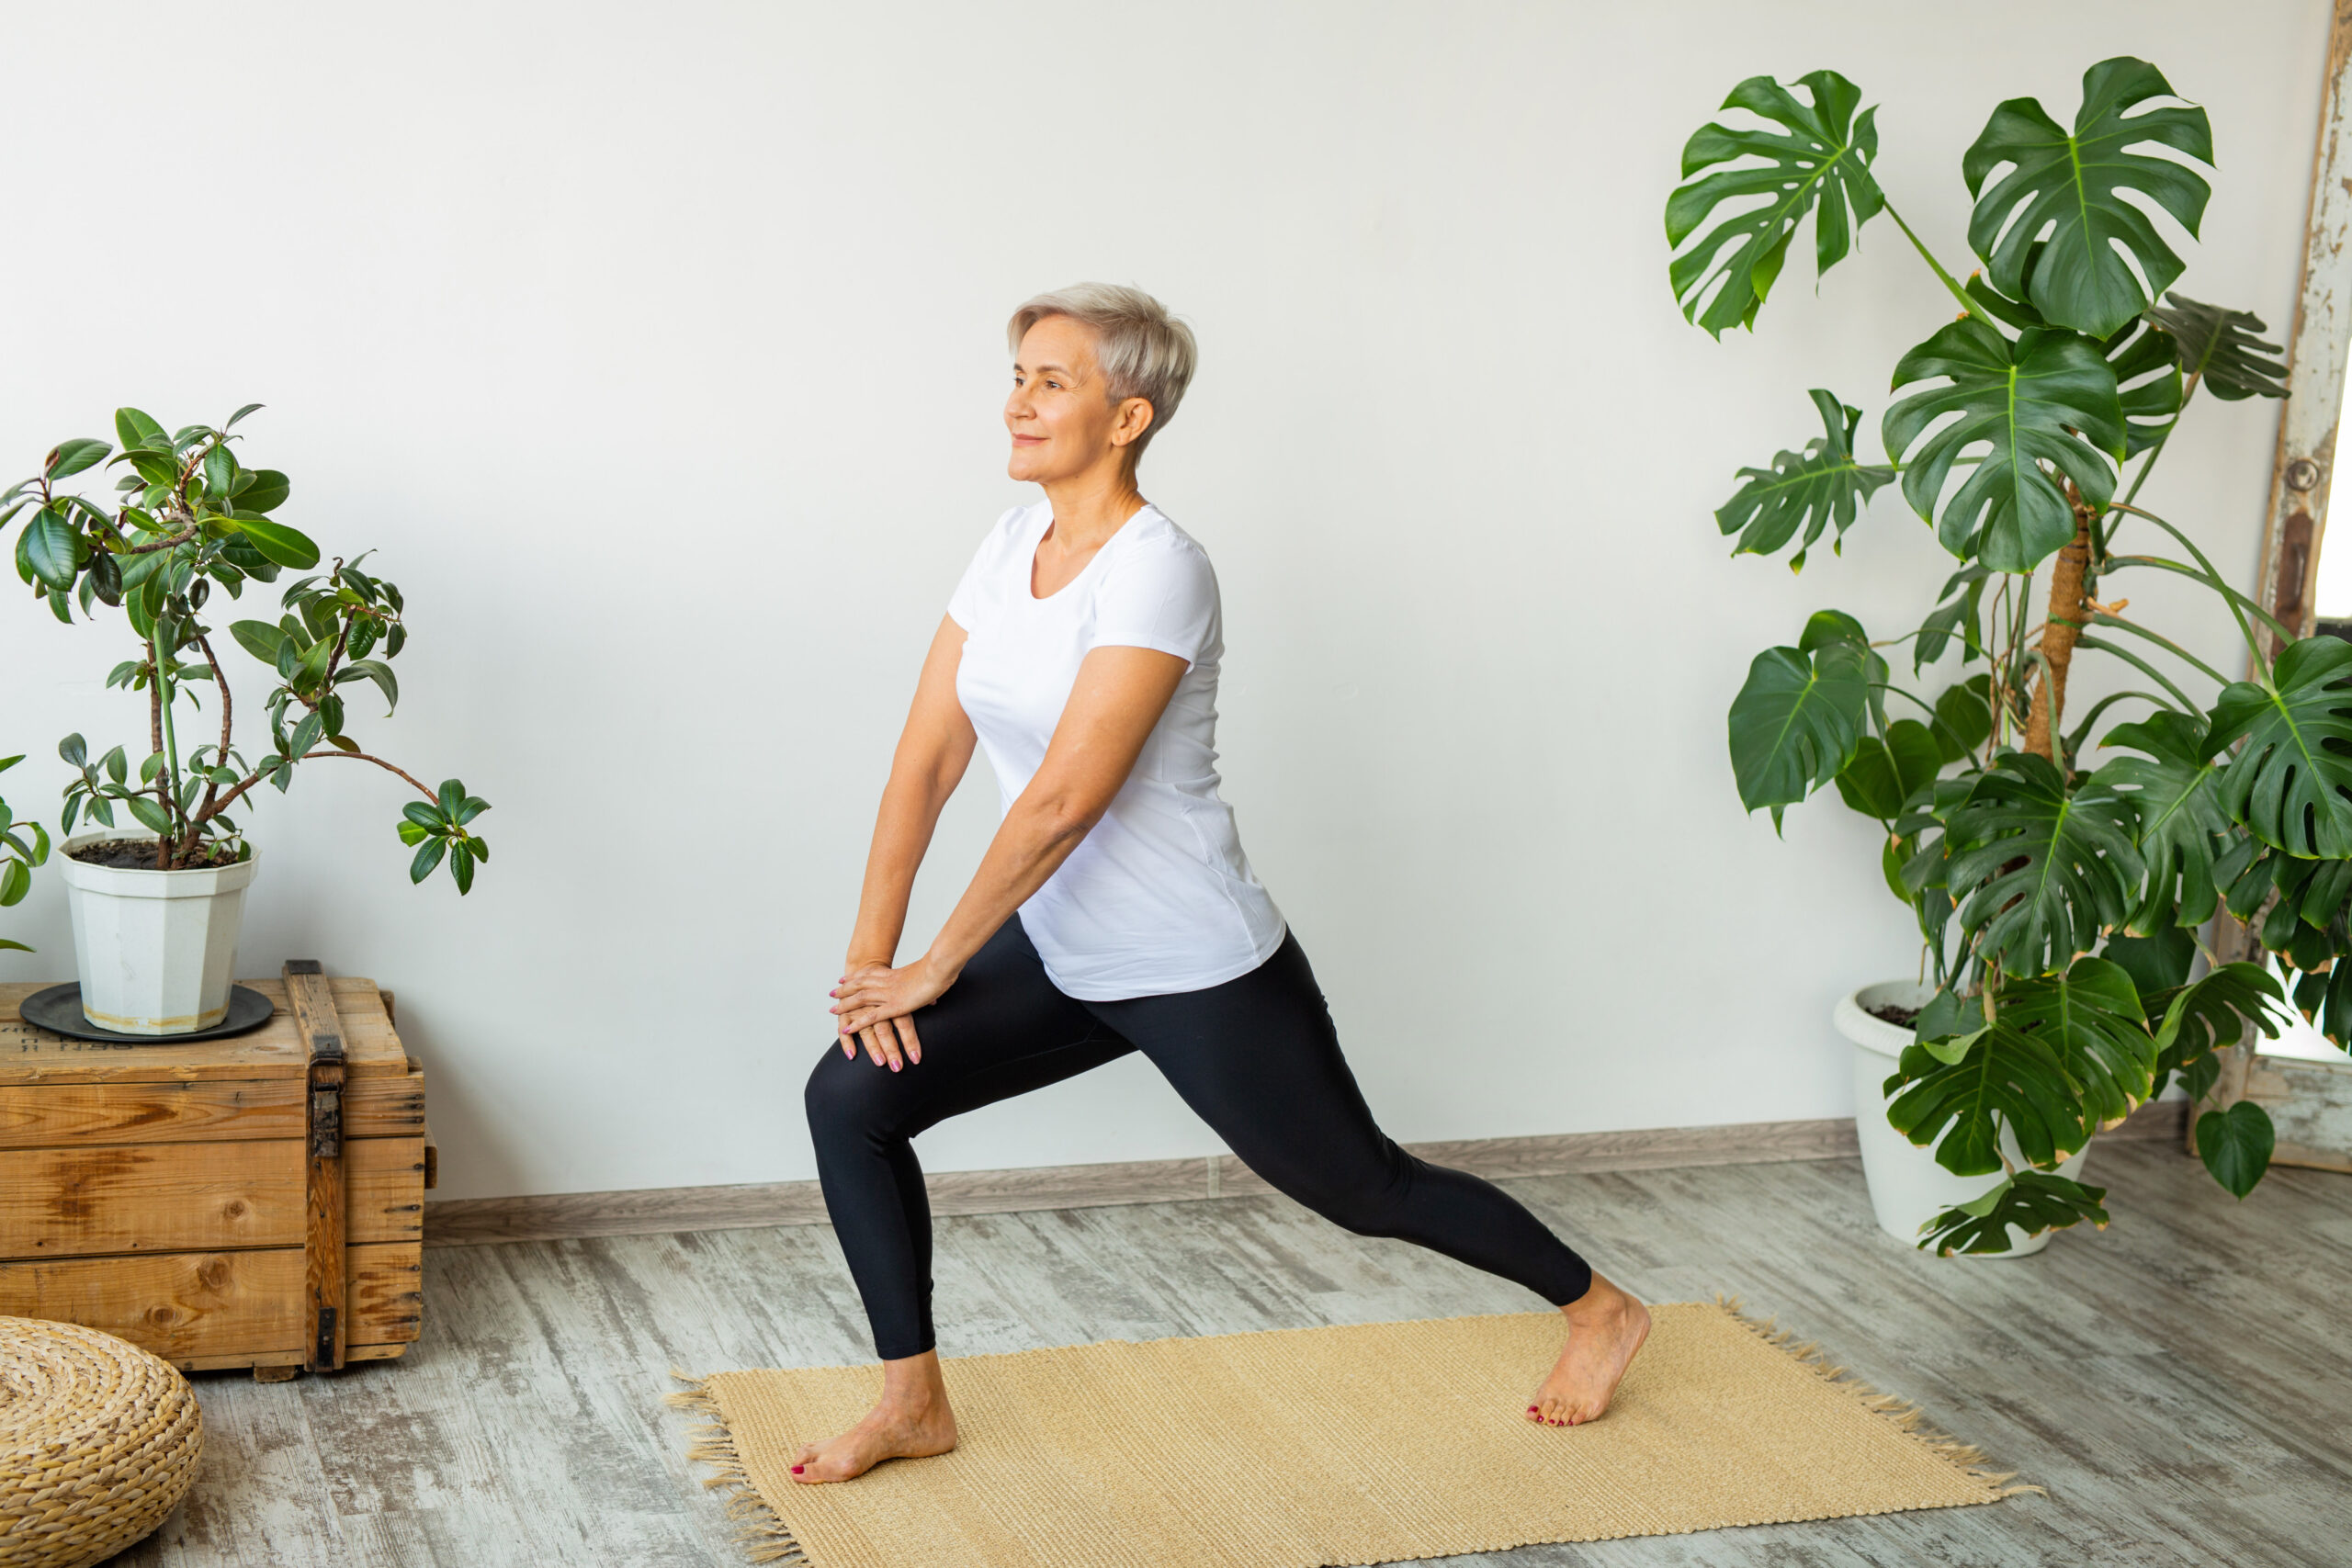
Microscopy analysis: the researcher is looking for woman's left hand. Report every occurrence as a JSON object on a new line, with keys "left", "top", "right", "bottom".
{"left": 830, "top": 956, "right": 957, "bottom": 1070}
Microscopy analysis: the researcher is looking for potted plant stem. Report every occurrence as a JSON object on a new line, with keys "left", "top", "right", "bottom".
{"left": 1666, "top": 57, "right": 2352, "bottom": 1254}
{"left": 2, "top": 405, "right": 489, "bottom": 1034}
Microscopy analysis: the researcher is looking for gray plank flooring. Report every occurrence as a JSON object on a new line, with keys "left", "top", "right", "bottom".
{"left": 106, "top": 1143, "right": 2352, "bottom": 1567}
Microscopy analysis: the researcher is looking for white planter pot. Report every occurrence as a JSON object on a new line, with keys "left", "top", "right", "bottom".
{"left": 1836, "top": 979, "right": 2091, "bottom": 1259}
{"left": 56, "top": 831, "right": 260, "bottom": 1035}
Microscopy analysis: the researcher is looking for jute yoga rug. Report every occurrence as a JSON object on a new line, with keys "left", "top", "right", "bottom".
{"left": 669, "top": 1300, "right": 2032, "bottom": 1567}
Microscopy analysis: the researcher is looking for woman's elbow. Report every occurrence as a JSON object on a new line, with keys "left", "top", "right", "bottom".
{"left": 1023, "top": 793, "right": 1107, "bottom": 846}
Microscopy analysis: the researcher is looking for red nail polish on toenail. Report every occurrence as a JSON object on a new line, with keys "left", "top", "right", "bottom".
{"left": 791, "top": 1465, "right": 805, "bottom": 1473}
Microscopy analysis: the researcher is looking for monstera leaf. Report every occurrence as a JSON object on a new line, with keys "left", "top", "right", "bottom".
{"left": 1713, "top": 389, "right": 1897, "bottom": 570}
{"left": 1834, "top": 717, "right": 1940, "bottom": 822}
{"left": 1994, "top": 958, "right": 2158, "bottom": 1132}
{"left": 2144, "top": 294, "right": 2290, "bottom": 401}
{"left": 1965, "top": 268, "right": 2183, "bottom": 457}
{"left": 2152, "top": 962, "right": 2289, "bottom": 1073}
{"left": 1963, "top": 57, "right": 2213, "bottom": 339}
{"left": 1667, "top": 71, "right": 1883, "bottom": 338}
{"left": 1918, "top": 1169, "right": 2110, "bottom": 1256}
{"left": 1885, "top": 1012, "right": 2088, "bottom": 1176}
{"left": 1883, "top": 319, "right": 2124, "bottom": 572}
{"left": 1945, "top": 753, "right": 2143, "bottom": 976}
{"left": 2207, "top": 634, "right": 2352, "bottom": 859}
{"left": 1726, "top": 629, "right": 1871, "bottom": 819}
{"left": 2091, "top": 709, "right": 2230, "bottom": 931}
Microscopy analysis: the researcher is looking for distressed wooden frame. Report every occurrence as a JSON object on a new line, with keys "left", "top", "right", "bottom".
{"left": 2199, "top": 0, "right": 2352, "bottom": 1172}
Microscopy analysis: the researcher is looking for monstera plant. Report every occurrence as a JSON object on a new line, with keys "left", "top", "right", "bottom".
{"left": 1668, "top": 58, "right": 2338, "bottom": 1253}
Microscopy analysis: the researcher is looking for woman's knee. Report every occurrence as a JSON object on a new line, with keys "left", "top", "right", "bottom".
{"left": 804, "top": 1047, "right": 899, "bottom": 1145}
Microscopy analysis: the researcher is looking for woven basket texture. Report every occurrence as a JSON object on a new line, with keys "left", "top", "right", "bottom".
{"left": 0, "top": 1317, "right": 202, "bottom": 1568}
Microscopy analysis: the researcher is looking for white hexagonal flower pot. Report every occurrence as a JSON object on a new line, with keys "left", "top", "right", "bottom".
{"left": 56, "top": 831, "right": 260, "bottom": 1035}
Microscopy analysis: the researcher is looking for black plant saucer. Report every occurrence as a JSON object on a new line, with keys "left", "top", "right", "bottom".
{"left": 17, "top": 982, "right": 276, "bottom": 1043}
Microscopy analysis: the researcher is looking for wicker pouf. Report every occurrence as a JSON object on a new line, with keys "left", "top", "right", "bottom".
{"left": 0, "top": 1318, "right": 202, "bottom": 1568}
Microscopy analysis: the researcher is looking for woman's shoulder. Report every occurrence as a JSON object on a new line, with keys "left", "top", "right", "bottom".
{"left": 1111, "top": 505, "right": 1213, "bottom": 571}
{"left": 1094, "top": 507, "right": 1218, "bottom": 613}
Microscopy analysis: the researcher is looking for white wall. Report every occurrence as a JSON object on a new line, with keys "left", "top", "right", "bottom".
{"left": 0, "top": 1, "right": 2329, "bottom": 1201}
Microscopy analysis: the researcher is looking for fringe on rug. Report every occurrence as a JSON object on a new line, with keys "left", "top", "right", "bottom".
{"left": 1711, "top": 1295, "right": 2044, "bottom": 1503}
{"left": 667, "top": 1370, "right": 810, "bottom": 1566}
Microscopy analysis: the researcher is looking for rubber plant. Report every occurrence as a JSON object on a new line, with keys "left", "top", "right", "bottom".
{"left": 1667, "top": 58, "right": 2335, "bottom": 1253}
{"left": 0, "top": 407, "right": 489, "bottom": 890}
{"left": 0, "top": 753, "right": 48, "bottom": 951}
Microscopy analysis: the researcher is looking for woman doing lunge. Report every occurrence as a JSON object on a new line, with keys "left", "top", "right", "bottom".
{"left": 798, "top": 284, "right": 1650, "bottom": 1483}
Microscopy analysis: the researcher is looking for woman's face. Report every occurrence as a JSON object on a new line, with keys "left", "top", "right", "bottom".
{"left": 1004, "top": 315, "right": 1150, "bottom": 485}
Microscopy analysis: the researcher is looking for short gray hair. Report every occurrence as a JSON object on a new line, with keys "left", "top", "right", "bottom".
{"left": 1007, "top": 283, "right": 1197, "bottom": 457}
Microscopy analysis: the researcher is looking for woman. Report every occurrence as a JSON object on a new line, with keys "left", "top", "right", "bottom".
{"left": 798, "top": 284, "right": 1649, "bottom": 1484}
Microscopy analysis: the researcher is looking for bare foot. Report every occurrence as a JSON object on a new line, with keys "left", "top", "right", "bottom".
{"left": 789, "top": 1354, "right": 959, "bottom": 1483}
{"left": 1527, "top": 1271, "right": 1650, "bottom": 1427}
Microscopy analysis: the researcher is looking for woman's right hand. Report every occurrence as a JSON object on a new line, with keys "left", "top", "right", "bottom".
{"left": 836, "top": 957, "right": 919, "bottom": 1069}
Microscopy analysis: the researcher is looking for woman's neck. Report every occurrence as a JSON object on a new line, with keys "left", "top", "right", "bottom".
{"left": 1039, "top": 463, "right": 1146, "bottom": 549}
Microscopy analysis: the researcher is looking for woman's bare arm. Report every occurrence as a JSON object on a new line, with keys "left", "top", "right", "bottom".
{"left": 838, "top": 615, "right": 979, "bottom": 1061}
{"left": 829, "top": 642, "right": 1187, "bottom": 1067}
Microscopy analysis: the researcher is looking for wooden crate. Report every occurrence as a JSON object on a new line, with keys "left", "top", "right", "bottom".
{"left": 0, "top": 962, "right": 434, "bottom": 1378}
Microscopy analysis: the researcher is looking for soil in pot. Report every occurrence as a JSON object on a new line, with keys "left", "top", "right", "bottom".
{"left": 66, "top": 839, "right": 246, "bottom": 871}
{"left": 1865, "top": 1000, "right": 1920, "bottom": 1029}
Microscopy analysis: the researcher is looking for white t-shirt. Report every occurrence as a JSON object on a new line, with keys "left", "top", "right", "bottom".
{"left": 945, "top": 501, "right": 1286, "bottom": 1000}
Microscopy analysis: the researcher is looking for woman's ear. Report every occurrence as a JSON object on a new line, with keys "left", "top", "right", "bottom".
{"left": 1110, "top": 396, "right": 1157, "bottom": 449}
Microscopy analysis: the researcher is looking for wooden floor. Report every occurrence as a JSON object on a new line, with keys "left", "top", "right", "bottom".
{"left": 104, "top": 1142, "right": 2351, "bottom": 1567}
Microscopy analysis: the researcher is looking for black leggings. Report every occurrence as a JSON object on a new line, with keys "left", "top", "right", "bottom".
{"left": 804, "top": 915, "right": 1593, "bottom": 1360}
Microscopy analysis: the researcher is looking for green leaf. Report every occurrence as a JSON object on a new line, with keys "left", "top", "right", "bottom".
{"left": 225, "top": 402, "right": 265, "bottom": 430}
{"left": 397, "top": 820, "right": 431, "bottom": 846}
{"left": 1713, "top": 389, "right": 1896, "bottom": 570}
{"left": 1917, "top": 1169, "right": 2109, "bottom": 1256}
{"left": 102, "top": 746, "right": 126, "bottom": 785}
{"left": 229, "top": 619, "right": 289, "bottom": 665}
{"left": 1834, "top": 718, "right": 1941, "bottom": 822}
{"left": 1886, "top": 1021, "right": 2086, "bottom": 1176}
{"left": 122, "top": 795, "right": 170, "bottom": 834}
{"left": 2207, "top": 634, "right": 2352, "bottom": 858}
{"left": 1996, "top": 958, "right": 2156, "bottom": 1132}
{"left": 1945, "top": 753, "right": 2143, "bottom": 976}
{"left": 410, "top": 837, "right": 447, "bottom": 884}
{"left": 58, "top": 734, "right": 85, "bottom": 769}
{"left": 334, "top": 659, "right": 400, "bottom": 716}
{"left": 0, "top": 859, "right": 28, "bottom": 908}
{"left": 2195, "top": 1100, "right": 2275, "bottom": 1198}
{"left": 232, "top": 516, "right": 317, "bottom": 569}
{"left": 1726, "top": 641, "right": 1870, "bottom": 817}
{"left": 21, "top": 506, "right": 78, "bottom": 592}
{"left": 233, "top": 469, "right": 290, "bottom": 513}
{"left": 2104, "top": 314, "right": 2187, "bottom": 457}
{"left": 1666, "top": 70, "right": 1883, "bottom": 337}
{"left": 450, "top": 842, "right": 476, "bottom": 895}
{"left": 436, "top": 779, "right": 466, "bottom": 818}
{"left": 288, "top": 711, "right": 322, "bottom": 758}
{"left": 116, "top": 448, "right": 179, "bottom": 489}
{"left": 2153, "top": 962, "right": 2290, "bottom": 1065}
{"left": 0, "top": 940, "right": 28, "bottom": 953}
{"left": 1963, "top": 57, "right": 2212, "bottom": 339}
{"left": 44, "top": 438, "right": 112, "bottom": 479}
{"left": 401, "top": 801, "right": 446, "bottom": 831}
{"left": 2144, "top": 293, "right": 2290, "bottom": 402}
{"left": 201, "top": 445, "right": 234, "bottom": 499}
{"left": 114, "top": 408, "right": 166, "bottom": 451}
{"left": 1931, "top": 675, "right": 1994, "bottom": 761}
{"left": 2101, "top": 926, "right": 2197, "bottom": 998}
{"left": 2091, "top": 709, "right": 2229, "bottom": 931}
{"left": 1883, "top": 320, "right": 2123, "bottom": 572}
